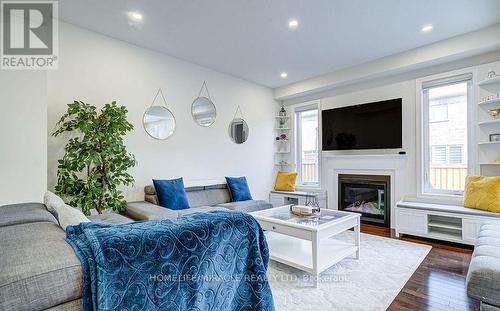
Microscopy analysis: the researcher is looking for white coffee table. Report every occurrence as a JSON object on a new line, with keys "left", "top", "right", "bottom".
{"left": 251, "top": 205, "right": 360, "bottom": 286}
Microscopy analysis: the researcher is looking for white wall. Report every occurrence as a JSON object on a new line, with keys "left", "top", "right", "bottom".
{"left": 0, "top": 71, "right": 47, "bottom": 205}
{"left": 47, "top": 23, "right": 278, "bottom": 201}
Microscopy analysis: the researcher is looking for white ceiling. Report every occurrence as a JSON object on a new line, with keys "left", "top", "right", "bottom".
{"left": 59, "top": 0, "right": 500, "bottom": 88}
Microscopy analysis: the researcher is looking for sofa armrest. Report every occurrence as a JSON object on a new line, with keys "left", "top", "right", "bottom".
{"left": 125, "top": 201, "right": 178, "bottom": 220}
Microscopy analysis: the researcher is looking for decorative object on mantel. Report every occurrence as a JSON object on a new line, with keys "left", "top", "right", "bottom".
{"left": 487, "top": 69, "right": 497, "bottom": 79}
{"left": 53, "top": 101, "right": 137, "bottom": 215}
{"left": 490, "top": 134, "right": 500, "bottom": 142}
{"left": 143, "top": 88, "right": 176, "bottom": 140}
{"left": 488, "top": 108, "right": 500, "bottom": 119}
{"left": 191, "top": 81, "right": 216, "bottom": 127}
{"left": 228, "top": 105, "right": 249, "bottom": 144}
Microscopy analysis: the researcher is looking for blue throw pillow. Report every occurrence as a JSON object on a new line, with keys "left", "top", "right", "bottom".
{"left": 153, "top": 178, "right": 190, "bottom": 210}
{"left": 225, "top": 176, "right": 253, "bottom": 202}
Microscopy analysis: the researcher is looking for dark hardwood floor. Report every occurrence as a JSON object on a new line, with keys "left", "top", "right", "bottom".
{"left": 360, "top": 224, "right": 479, "bottom": 311}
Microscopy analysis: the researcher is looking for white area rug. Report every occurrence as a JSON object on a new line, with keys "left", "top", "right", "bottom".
{"left": 268, "top": 232, "right": 431, "bottom": 311}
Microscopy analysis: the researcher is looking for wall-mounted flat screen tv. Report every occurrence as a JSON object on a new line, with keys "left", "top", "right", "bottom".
{"left": 322, "top": 98, "right": 402, "bottom": 150}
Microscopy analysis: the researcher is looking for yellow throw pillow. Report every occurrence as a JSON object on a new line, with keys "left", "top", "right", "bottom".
{"left": 274, "top": 171, "right": 298, "bottom": 192}
{"left": 463, "top": 175, "right": 500, "bottom": 213}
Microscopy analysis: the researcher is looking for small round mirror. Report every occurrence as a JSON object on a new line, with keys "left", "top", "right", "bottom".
{"left": 228, "top": 118, "right": 249, "bottom": 144}
{"left": 191, "top": 97, "right": 216, "bottom": 127}
{"left": 143, "top": 106, "right": 176, "bottom": 140}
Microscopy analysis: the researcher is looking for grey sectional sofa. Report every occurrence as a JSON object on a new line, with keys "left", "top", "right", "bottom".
{"left": 125, "top": 183, "right": 272, "bottom": 221}
{"left": 0, "top": 202, "right": 132, "bottom": 311}
{"left": 467, "top": 220, "right": 500, "bottom": 310}
{"left": 0, "top": 184, "right": 271, "bottom": 310}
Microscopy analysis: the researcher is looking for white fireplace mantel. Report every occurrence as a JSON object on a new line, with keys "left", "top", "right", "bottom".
{"left": 323, "top": 152, "right": 409, "bottom": 228}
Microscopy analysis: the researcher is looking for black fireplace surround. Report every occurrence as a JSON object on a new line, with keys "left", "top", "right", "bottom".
{"left": 338, "top": 174, "right": 390, "bottom": 227}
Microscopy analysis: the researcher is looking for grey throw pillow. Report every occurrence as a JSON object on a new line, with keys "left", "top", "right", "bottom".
{"left": 44, "top": 191, "right": 64, "bottom": 214}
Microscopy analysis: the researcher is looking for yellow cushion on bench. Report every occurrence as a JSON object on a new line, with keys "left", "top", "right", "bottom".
{"left": 274, "top": 171, "right": 298, "bottom": 192}
{"left": 464, "top": 175, "right": 500, "bottom": 213}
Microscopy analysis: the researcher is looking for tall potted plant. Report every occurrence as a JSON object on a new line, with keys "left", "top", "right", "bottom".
{"left": 53, "top": 101, "right": 136, "bottom": 215}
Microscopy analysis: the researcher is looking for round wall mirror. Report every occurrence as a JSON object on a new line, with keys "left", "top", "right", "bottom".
{"left": 143, "top": 106, "right": 176, "bottom": 140}
{"left": 191, "top": 97, "right": 216, "bottom": 127}
{"left": 228, "top": 118, "right": 249, "bottom": 144}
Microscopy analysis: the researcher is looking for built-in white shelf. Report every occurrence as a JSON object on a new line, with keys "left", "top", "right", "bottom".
{"left": 479, "top": 98, "right": 500, "bottom": 106}
{"left": 478, "top": 119, "right": 500, "bottom": 126}
{"left": 478, "top": 76, "right": 500, "bottom": 87}
{"left": 479, "top": 163, "right": 500, "bottom": 165}
{"left": 478, "top": 141, "right": 500, "bottom": 145}
{"left": 274, "top": 109, "right": 291, "bottom": 172}
{"left": 428, "top": 220, "right": 462, "bottom": 231}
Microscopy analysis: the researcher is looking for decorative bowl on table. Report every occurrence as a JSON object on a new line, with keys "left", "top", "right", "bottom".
{"left": 290, "top": 205, "right": 320, "bottom": 217}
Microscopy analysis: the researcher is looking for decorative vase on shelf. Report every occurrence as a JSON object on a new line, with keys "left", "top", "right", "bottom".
{"left": 279, "top": 106, "right": 287, "bottom": 117}
{"left": 489, "top": 108, "right": 500, "bottom": 119}
{"left": 487, "top": 70, "right": 496, "bottom": 79}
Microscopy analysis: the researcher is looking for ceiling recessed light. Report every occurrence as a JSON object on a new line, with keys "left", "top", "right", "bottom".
{"left": 421, "top": 24, "right": 433, "bottom": 32}
{"left": 288, "top": 19, "right": 299, "bottom": 29}
{"left": 280, "top": 72, "right": 288, "bottom": 78}
{"left": 126, "top": 11, "right": 143, "bottom": 22}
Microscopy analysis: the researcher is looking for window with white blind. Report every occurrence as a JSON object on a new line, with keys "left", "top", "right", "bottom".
{"left": 421, "top": 73, "right": 472, "bottom": 195}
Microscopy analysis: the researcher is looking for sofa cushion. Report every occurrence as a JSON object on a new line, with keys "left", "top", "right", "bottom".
{"left": 44, "top": 299, "right": 81, "bottom": 311}
{"left": 0, "top": 222, "right": 82, "bottom": 311}
{"left": 186, "top": 185, "right": 231, "bottom": 207}
{"left": 53, "top": 204, "right": 90, "bottom": 230}
{"left": 467, "top": 220, "right": 500, "bottom": 307}
{"left": 153, "top": 178, "right": 190, "bottom": 210}
{"left": 88, "top": 212, "right": 134, "bottom": 224}
{"left": 144, "top": 184, "right": 232, "bottom": 208}
{"left": 125, "top": 201, "right": 178, "bottom": 220}
{"left": 43, "top": 191, "right": 65, "bottom": 214}
{"left": 177, "top": 206, "right": 228, "bottom": 216}
{"left": 217, "top": 200, "right": 272, "bottom": 213}
{"left": 0, "top": 203, "right": 58, "bottom": 228}
{"left": 464, "top": 175, "right": 500, "bottom": 213}
{"left": 274, "top": 171, "right": 298, "bottom": 192}
{"left": 225, "top": 176, "right": 253, "bottom": 201}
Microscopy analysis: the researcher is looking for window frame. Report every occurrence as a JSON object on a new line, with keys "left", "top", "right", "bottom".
{"left": 416, "top": 68, "right": 477, "bottom": 201}
{"left": 293, "top": 102, "right": 321, "bottom": 189}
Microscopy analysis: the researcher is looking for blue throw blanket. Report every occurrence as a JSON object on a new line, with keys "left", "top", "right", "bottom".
{"left": 66, "top": 211, "right": 274, "bottom": 311}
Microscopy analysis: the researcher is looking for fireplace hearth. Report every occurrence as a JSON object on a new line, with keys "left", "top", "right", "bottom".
{"left": 338, "top": 174, "right": 390, "bottom": 227}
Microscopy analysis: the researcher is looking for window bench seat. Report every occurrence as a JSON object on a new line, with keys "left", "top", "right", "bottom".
{"left": 396, "top": 200, "right": 500, "bottom": 245}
